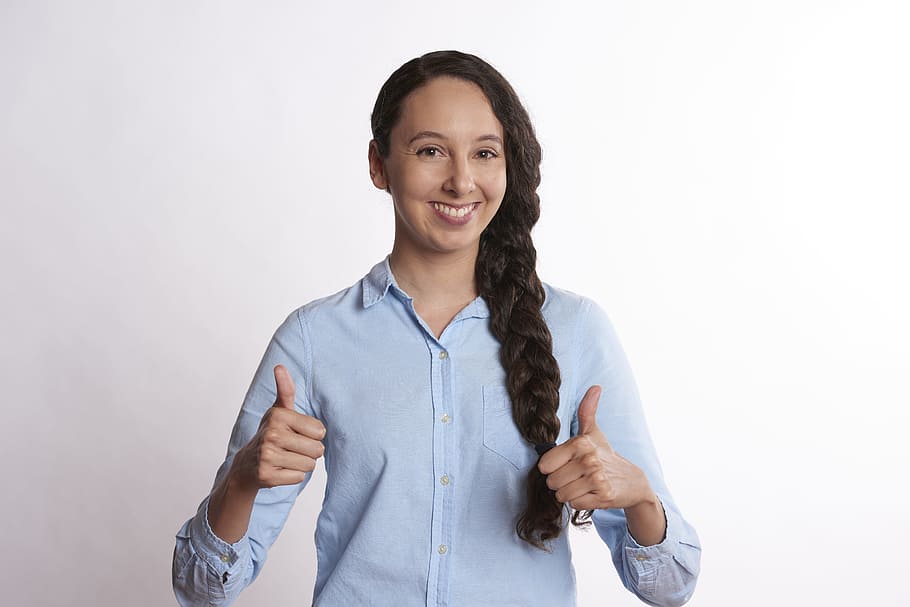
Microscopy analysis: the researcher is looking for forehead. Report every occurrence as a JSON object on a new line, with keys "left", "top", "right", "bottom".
{"left": 394, "top": 77, "right": 503, "bottom": 140}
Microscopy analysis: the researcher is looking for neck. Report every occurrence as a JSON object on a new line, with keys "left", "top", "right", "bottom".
{"left": 388, "top": 246, "right": 478, "bottom": 308}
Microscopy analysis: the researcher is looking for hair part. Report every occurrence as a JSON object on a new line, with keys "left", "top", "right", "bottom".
{"left": 371, "top": 50, "right": 591, "bottom": 549}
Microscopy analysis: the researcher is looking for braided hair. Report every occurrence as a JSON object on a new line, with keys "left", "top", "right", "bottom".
{"left": 370, "top": 50, "right": 591, "bottom": 548}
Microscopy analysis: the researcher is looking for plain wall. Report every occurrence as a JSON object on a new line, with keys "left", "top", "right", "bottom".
{"left": 2, "top": 1, "right": 908, "bottom": 605}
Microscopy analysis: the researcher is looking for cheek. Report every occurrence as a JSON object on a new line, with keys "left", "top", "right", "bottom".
{"left": 490, "top": 170, "right": 507, "bottom": 201}
{"left": 392, "top": 165, "right": 443, "bottom": 197}
{"left": 476, "top": 163, "right": 507, "bottom": 195}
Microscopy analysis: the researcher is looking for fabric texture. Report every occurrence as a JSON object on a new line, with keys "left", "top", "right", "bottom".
{"left": 173, "top": 258, "right": 701, "bottom": 607}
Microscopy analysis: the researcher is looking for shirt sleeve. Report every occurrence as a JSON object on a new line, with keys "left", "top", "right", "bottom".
{"left": 570, "top": 299, "right": 701, "bottom": 607}
{"left": 172, "top": 309, "right": 318, "bottom": 607}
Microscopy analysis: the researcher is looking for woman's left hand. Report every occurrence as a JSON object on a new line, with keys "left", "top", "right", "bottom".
{"left": 538, "top": 385, "right": 655, "bottom": 511}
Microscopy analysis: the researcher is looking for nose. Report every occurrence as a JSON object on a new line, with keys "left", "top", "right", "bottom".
{"left": 443, "top": 157, "right": 475, "bottom": 196}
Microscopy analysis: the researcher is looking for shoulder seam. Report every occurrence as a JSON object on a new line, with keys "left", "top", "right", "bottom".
{"left": 294, "top": 307, "right": 317, "bottom": 415}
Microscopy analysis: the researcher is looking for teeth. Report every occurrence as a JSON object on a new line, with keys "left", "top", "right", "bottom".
{"left": 433, "top": 202, "right": 475, "bottom": 218}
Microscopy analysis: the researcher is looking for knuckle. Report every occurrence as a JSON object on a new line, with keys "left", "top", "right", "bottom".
{"left": 261, "top": 444, "right": 279, "bottom": 462}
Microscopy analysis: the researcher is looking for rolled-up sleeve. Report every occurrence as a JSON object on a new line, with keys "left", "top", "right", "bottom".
{"left": 571, "top": 299, "right": 702, "bottom": 606}
{"left": 611, "top": 498, "right": 701, "bottom": 607}
{"left": 173, "top": 496, "right": 254, "bottom": 606}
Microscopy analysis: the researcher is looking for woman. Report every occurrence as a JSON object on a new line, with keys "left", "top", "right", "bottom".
{"left": 173, "top": 50, "right": 701, "bottom": 607}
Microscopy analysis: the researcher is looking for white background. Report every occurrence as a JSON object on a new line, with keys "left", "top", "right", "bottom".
{"left": 2, "top": 1, "right": 908, "bottom": 606}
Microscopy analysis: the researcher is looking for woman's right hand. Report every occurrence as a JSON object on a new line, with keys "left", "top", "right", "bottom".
{"left": 229, "top": 364, "right": 327, "bottom": 491}
{"left": 208, "top": 364, "right": 325, "bottom": 543}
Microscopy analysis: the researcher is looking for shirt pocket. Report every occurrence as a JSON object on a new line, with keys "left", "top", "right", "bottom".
{"left": 482, "top": 385, "right": 534, "bottom": 471}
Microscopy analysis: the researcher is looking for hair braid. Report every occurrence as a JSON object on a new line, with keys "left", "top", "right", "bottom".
{"left": 476, "top": 148, "right": 567, "bottom": 548}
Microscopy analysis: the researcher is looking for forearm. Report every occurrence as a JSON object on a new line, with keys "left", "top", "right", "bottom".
{"left": 207, "top": 467, "right": 260, "bottom": 544}
{"left": 624, "top": 493, "right": 666, "bottom": 547}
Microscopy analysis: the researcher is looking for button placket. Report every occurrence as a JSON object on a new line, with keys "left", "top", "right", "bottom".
{"left": 427, "top": 341, "right": 455, "bottom": 604}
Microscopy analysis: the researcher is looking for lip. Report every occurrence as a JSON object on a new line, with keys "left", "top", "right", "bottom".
{"left": 429, "top": 201, "right": 481, "bottom": 226}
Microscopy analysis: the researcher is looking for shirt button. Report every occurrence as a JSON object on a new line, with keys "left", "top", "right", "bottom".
{"left": 220, "top": 554, "right": 231, "bottom": 563}
{"left": 440, "top": 414, "right": 451, "bottom": 423}
{"left": 440, "top": 475, "right": 450, "bottom": 486}
{"left": 438, "top": 544, "right": 448, "bottom": 555}
{"left": 438, "top": 351, "right": 448, "bottom": 360}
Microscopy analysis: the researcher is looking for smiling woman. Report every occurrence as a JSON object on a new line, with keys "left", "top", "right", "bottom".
{"left": 172, "top": 50, "right": 701, "bottom": 607}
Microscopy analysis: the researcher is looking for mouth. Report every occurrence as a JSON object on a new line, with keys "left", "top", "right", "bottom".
{"left": 430, "top": 201, "right": 480, "bottom": 222}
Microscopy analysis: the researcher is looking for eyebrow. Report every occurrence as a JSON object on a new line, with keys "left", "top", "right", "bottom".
{"left": 407, "top": 131, "right": 504, "bottom": 146}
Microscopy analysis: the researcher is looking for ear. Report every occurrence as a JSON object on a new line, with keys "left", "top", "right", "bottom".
{"left": 368, "top": 140, "right": 390, "bottom": 192}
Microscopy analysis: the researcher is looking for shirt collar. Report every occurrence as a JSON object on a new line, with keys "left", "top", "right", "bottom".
{"left": 361, "top": 256, "right": 490, "bottom": 319}
{"left": 362, "top": 257, "right": 396, "bottom": 308}
{"left": 459, "top": 295, "right": 490, "bottom": 320}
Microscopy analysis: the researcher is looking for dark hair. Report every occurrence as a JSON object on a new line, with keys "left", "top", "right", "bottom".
{"left": 371, "top": 50, "right": 591, "bottom": 548}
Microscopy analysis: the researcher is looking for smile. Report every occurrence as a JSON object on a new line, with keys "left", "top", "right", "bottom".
{"left": 431, "top": 202, "right": 479, "bottom": 219}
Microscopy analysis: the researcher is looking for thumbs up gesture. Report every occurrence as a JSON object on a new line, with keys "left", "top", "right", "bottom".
{"left": 230, "top": 365, "right": 327, "bottom": 491}
{"left": 538, "top": 386, "right": 655, "bottom": 513}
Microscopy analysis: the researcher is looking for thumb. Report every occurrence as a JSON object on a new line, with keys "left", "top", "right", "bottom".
{"left": 273, "top": 364, "right": 296, "bottom": 410}
{"left": 576, "top": 385, "right": 603, "bottom": 436}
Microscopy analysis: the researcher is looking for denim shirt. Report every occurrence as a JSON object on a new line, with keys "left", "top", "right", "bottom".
{"left": 173, "top": 258, "right": 701, "bottom": 606}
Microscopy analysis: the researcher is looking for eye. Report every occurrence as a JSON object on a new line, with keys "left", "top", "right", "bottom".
{"left": 416, "top": 146, "right": 443, "bottom": 158}
{"left": 476, "top": 149, "right": 499, "bottom": 160}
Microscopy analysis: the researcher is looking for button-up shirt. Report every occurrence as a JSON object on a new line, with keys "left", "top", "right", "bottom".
{"left": 173, "top": 258, "right": 701, "bottom": 606}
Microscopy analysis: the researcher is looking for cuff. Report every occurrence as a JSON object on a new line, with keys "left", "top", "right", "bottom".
{"left": 188, "top": 495, "right": 252, "bottom": 579}
{"left": 623, "top": 497, "right": 676, "bottom": 595}
{"left": 622, "top": 496, "right": 701, "bottom": 605}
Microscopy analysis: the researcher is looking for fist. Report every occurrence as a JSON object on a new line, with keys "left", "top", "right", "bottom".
{"left": 230, "top": 365, "right": 326, "bottom": 490}
{"left": 538, "top": 385, "right": 653, "bottom": 511}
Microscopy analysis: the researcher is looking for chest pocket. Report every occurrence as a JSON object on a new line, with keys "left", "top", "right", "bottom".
{"left": 482, "top": 385, "right": 535, "bottom": 471}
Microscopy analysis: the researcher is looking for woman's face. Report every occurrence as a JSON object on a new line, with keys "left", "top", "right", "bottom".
{"left": 369, "top": 77, "right": 507, "bottom": 262}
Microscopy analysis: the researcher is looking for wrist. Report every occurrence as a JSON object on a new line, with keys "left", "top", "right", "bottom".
{"left": 224, "top": 448, "right": 260, "bottom": 495}
{"left": 224, "top": 464, "right": 260, "bottom": 500}
{"left": 629, "top": 491, "right": 660, "bottom": 512}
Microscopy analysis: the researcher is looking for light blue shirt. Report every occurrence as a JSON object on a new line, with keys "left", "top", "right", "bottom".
{"left": 173, "top": 258, "right": 701, "bottom": 606}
